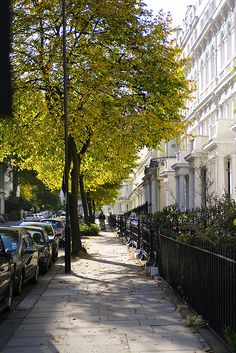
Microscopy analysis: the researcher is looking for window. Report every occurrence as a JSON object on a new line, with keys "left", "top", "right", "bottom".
{"left": 199, "top": 123, "right": 203, "bottom": 135}
{"left": 220, "top": 32, "right": 226, "bottom": 67}
{"left": 210, "top": 0, "right": 216, "bottom": 13}
{"left": 200, "top": 60, "right": 204, "bottom": 90}
{"left": 205, "top": 52, "right": 210, "bottom": 85}
{"left": 210, "top": 46, "right": 215, "bottom": 79}
{"left": 234, "top": 100, "right": 236, "bottom": 119}
{"left": 1, "top": 232, "right": 18, "bottom": 252}
{"left": 0, "top": 238, "right": 4, "bottom": 254}
{"left": 219, "top": 105, "right": 224, "bottom": 119}
{"left": 227, "top": 23, "right": 232, "bottom": 60}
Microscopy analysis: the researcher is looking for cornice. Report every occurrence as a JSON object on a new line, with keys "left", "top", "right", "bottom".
{"left": 187, "top": 70, "right": 236, "bottom": 120}
{"left": 185, "top": 0, "right": 235, "bottom": 57}
{"left": 171, "top": 161, "right": 189, "bottom": 170}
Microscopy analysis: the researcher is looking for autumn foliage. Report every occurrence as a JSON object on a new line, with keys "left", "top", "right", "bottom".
{"left": 0, "top": 0, "right": 193, "bottom": 255}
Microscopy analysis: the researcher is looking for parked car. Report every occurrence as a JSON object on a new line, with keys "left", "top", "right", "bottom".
{"left": 40, "top": 218, "right": 65, "bottom": 246}
{"left": 0, "top": 227, "right": 39, "bottom": 295}
{"left": 34, "top": 213, "right": 45, "bottom": 220}
{"left": 13, "top": 226, "right": 52, "bottom": 275}
{"left": 0, "top": 234, "right": 14, "bottom": 312}
{"left": 24, "top": 214, "right": 38, "bottom": 222}
{"left": 20, "top": 222, "right": 59, "bottom": 262}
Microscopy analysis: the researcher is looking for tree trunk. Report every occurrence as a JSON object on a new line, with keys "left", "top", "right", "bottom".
{"left": 70, "top": 164, "right": 82, "bottom": 256}
{"left": 69, "top": 137, "right": 82, "bottom": 257}
{"left": 79, "top": 174, "right": 89, "bottom": 224}
{"left": 87, "top": 192, "right": 95, "bottom": 223}
{"left": 68, "top": 135, "right": 91, "bottom": 257}
{"left": 87, "top": 191, "right": 92, "bottom": 223}
{"left": 92, "top": 200, "right": 96, "bottom": 223}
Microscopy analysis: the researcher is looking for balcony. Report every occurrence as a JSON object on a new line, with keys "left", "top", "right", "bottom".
{"left": 189, "top": 135, "right": 209, "bottom": 153}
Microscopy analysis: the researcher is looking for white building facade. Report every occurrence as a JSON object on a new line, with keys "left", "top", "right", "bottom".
{"left": 114, "top": 0, "right": 236, "bottom": 214}
{"left": 176, "top": 0, "right": 236, "bottom": 210}
{"left": 115, "top": 142, "right": 177, "bottom": 214}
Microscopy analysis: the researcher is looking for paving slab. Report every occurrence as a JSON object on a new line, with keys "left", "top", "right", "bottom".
{"left": 0, "top": 230, "right": 213, "bottom": 353}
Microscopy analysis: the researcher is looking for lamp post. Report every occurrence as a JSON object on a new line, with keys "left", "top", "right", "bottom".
{"left": 62, "top": 0, "right": 71, "bottom": 273}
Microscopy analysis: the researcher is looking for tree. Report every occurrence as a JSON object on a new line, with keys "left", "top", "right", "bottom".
{"left": 5, "top": 169, "right": 61, "bottom": 219}
{"left": 20, "top": 170, "right": 62, "bottom": 211}
{"left": 0, "top": 0, "right": 193, "bottom": 256}
{"left": 79, "top": 135, "right": 139, "bottom": 221}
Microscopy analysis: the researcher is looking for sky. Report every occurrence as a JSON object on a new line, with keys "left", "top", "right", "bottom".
{"left": 144, "top": 0, "right": 194, "bottom": 26}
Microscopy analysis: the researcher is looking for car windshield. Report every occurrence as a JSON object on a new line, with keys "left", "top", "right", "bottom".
{"left": 21, "top": 222, "right": 54, "bottom": 236}
{"left": 42, "top": 220, "right": 62, "bottom": 228}
{"left": 1, "top": 232, "right": 19, "bottom": 252}
{"left": 40, "top": 225, "right": 54, "bottom": 236}
{"left": 52, "top": 221, "right": 63, "bottom": 228}
{"left": 26, "top": 230, "right": 45, "bottom": 244}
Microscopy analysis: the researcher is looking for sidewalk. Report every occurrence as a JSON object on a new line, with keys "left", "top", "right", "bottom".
{"left": 1, "top": 229, "right": 213, "bottom": 353}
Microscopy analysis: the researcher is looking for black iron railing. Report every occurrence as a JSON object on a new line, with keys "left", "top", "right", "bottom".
{"left": 116, "top": 214, "right": 236, "bottom": 346}
{"left": 158, "top": 234, "right": 236, "bottom": 340}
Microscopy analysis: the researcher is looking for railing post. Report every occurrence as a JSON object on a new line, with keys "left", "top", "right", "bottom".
{"left": 124, "top": 216, "right": 127, "bottom": 239}
{"left": 137, "top": 218, "right": 141, "bottom": 249}
{"left": 146, "top": 218, "right": 154, "bottom": 266}
{"left": 117, "top": 215, "right": 121, "bottom": 237}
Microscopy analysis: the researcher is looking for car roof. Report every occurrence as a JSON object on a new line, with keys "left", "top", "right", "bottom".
{"left": 0, "top": 226, "right": 19, "bottom": 233}
{"left": 41, "top": 218, "right": 64, "bottom": 223}
{"left": 13, "top": 225, "right": 44, "bottom": 232}
{"left": 20, "top": 222, "right": 53, "bottom": 228}
{"left": 0, "top": 226, "right": 14, "bottom": 231}
{"left": 0, "top": 226, "right": 24, "bottom": 236}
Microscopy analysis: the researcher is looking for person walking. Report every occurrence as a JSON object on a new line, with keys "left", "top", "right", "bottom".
{"left": 98, "top": 211, "right": 106, "bottom": 231}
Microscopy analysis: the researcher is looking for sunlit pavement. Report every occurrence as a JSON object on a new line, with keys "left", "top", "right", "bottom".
{"left": 0, "top": 229, "right": 212, "bottom": 353}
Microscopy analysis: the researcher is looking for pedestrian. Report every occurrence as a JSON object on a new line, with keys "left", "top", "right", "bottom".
{"left": 98, "top": 211, "right": 106, "bottom": 231}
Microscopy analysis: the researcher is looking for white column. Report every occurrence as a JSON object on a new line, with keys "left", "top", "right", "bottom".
{"left": 164, "top": 178, "right": 169, "bottom": 208}
{"left": 168, "top": 174, "right": 176, "bottom": 205}
{"left": 144, "top": 181, "right": 149, "bottom": 204}
{"left": 194, "top": 167, "right": 202, "bottom": 208}
{"left": 159, "top": 179, "right": 164, "bottom": 210}
{"left": 179, "top": 175, "right": 185, "bottom": 211}
{"left": 189, "top": 168, "right": 194, "bottom": 209}
{"left": 175, "top": 176, "right": 180, "bottom": 208}
{"left": 151, "top": 177, "right": 157, "bottom": 213}
{"left": 207, "top": 159, "right": 215, "bottom": 202}
{"left": 216, "top": 33, "right": 221, "bottom": 75}
{"left": 216, "top": 155, "right": 225, "bottom": 196}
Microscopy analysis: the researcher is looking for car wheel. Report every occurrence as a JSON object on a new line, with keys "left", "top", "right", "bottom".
{"left": 14, "top": 271, "right": 23, "bottom": 296}
{"left": 4, "top": 276, "right": 14, "bottom": 312}
{"left": 30, "top": 265, "right": 39, "bottom": 284}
